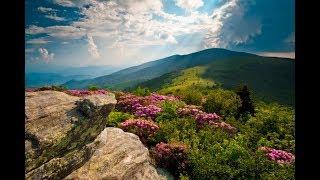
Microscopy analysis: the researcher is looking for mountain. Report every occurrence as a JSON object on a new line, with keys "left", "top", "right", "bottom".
{"left": 63, "top": 48, "right": 257, "bottom": 89}
{"left": 63, "top": 48, "right": 294, "bottom": 105}
{"left": 25, "top": 73, "right": 92, "bottom": 88}
{"left": 137, "top": 56, "right": 294, "bottom": 105}
{"left": 54, "top": 65, "right": 124, "bottom": 77}
{"left": 26, "top": 65, "right": 124, "bottom": 88}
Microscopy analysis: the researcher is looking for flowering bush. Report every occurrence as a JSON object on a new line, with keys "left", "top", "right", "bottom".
{"left": 116, "top": 94, "right": 142, "bottom": 112}
{"left": 195, "top": 112, "right": 220, "bottom": 125}
{"left": 177, "top": 105, "right": 236, "bottom": 133}
{"left": 259, "top": 147, "right": 295, "bottom": 165}
{"left": 152, "top": 142, "right": 189, "bottom": 175}
{"left": 65, "top": 89, "right": 109, "bottom": 97}
{"left": 134, "top": 105, "right": 162, "bottom": 120}
{"left": 177, "top": 105, "right": 203, "bottom": 117}
{"left": 120, "top": 119, "right": 159, "bottom": 143}
{"left": 116, "top": 93, "right": 178, "bottom": 120}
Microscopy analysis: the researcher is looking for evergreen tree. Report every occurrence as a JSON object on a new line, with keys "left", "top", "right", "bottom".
{"left": 236, "top": 85, "right": 255, "bottom": 117}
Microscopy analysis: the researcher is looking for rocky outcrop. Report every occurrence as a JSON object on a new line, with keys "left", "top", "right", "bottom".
{"left": 25, "top": 90, "right": 165, "bottom": 180}
{"left": 65, "top": 128, "right": 166, "bottom": 180}
{"left": 25, "top": 90, "right": 116, "bottom": 179}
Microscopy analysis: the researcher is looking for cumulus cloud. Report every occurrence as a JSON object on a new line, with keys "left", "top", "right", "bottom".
{"left": 175, "top": 0, "right": 204, "bottom": 10}
{"left": 45, "top": 14, "right": 67, "bottom": 21}
{"left": 87, "top": 35, "right": 101, "bottom": 59}
{"left": 38, "top": 7, "right": 58, "bottom": 13}
{"left": 26, "top": 38, "right": 51, "bottom": 44}
{"left": 258, "top": 52, "right": 295, "bottom": 59}
{"left": 203, "top": 0, "right": 261, "bottom": 48}
{"left": 27, "top": 0, "right": 261, "bottom": 63}
{"left": 285, "top": 32, "right": 295, "bottom": 44}
{"left": 38, "top": 48, "right": 54, "bottom": 62}
{"left": 52, "top": 0, "right": 78, "bottom": 7}
{"left": 26, "top": 25, "right": 86, "bottom": 39}
{"left": 25, "top": 48, "right": 35, "bottom": 53}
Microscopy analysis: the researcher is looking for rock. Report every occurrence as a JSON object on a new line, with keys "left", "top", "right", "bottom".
{"left": 65, "top": 128, "right": 166, "bottom": 180}
{"left": 25, "top": 90, "right": 116, "bottom": 179}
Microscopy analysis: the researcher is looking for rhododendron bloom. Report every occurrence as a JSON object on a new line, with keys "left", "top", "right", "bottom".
{"left": 116, "top": 93, "right": 177, "bottom": 120}
{"left": 259, "top": 147, "right": 295, "bottom": 164}
{"left": 120, "top": 119, "right": 159, "bottom": 143}
{"left": 152, "top": 142, "right": 188, "bottom": 174}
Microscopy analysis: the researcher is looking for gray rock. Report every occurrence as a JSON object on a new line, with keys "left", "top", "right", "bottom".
{"left": 25, "top": 91, "right": 165, "bottom": 180}
{"left": 25, "top": 90, "right": 116, "bottom": 179}
{"left": 65, "top": 128, "right": 166, "bottom": 180}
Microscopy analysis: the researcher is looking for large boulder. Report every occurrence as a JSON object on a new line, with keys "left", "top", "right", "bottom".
{"left": 25, "top": 90, "right": 116, "bottom": 179}
{"left": 65, "top": 128, "right": 166, "bottom": 180}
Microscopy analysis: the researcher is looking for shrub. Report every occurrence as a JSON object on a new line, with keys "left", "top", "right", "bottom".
{"left": 116, "top": 93, "right": 178, "bottom": 120}
{"left": 203, "top": 89, "right": 241, "bottom": 117}
{"left": 155, "top": 101, "right": 183, "bottom": 122}
{"left": 151, "top": 142, "right": 189, "bottom": 176}
{"left": 88, "top": 85, "right": 99, "bottom": 91}
{"left": 107, "top": 111, "right": 134, "bottom": 127}
{"left": 150, "top": 117, "right": 197, "bottom": 146}
{"left": 134, "top": 105, "right": 162, "bottom": 120}
{"left": 176, "top": 105, "right": 236, "bottom": 134}
{"left": 188, "top": 135, "right": 256, "bottom": 179}
{"left": 245, "top": 102, "right": 295, "bottom": 152}
{"left": 258, "top": 147, "right": 295, "bottom": 165}
{"left": 133, "top": 86, "right": 151, "bottom": 96}
{"left": 181, "top": 90, "right": 202, "bottom": 105}
{"left": 119, "top": 119, "right": 159, "bottom": 144}
{"left": 254, "top": 149, "right": 295, "bottom": 180}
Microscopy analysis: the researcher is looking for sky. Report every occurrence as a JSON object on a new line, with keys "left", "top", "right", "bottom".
{"left": 25, "top": 0, "right": 295, "bottom": 72}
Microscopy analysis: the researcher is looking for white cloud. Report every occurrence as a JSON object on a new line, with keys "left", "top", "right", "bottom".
{"left": 26, "top": 38, "right": 51, "bottom": 44}
{"left": 38, "top": 48, "right": 54, "bottom": 62}
{"left": 26, "top": 25, "right": 86, "bottom": 39}
{"left": 25, "top": 48, "right": 35, "bottom": 53}
{"left": 52, "top": 0, "right": 78, "bottom": 7}
{"left": 45, "top": 14, "right": 67, "bottom": 21}
{"left": 285, "top": 32, "right": 295, "bottom": 44}
{"left": 203, "top": 0, "right": 261, "bottom": 48}
{"left": 27, "top": 0, "right": 261, "bottom": 65}
{"left": 38, "top": 7, "right": 58, "bottom": 13}
{"left": 258, "top": 52, "right": 295, "bottom": 59}
{"left": 87, "top": 35, "right": 101, "bottom": 59}
{"left": 25, "top": 25, "right": 45, "bottom": 34}
{"left": 175, "top": 0, "right": 204, "bottom": 10}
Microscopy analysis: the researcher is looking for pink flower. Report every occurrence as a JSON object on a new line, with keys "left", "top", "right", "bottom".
{"left": 259, "top": 146, "right": 295, "bottom": 164}
{"left": 119, "top": 119, "right": 159, "bottom": 143}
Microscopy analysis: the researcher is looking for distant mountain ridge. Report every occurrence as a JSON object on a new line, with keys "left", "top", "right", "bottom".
{"left": 63, "top": 48, "right": 294, "bottom": 105}
{"left": 26, "top": 65, "right": 124, "bottom": 88}
{"left": 63, "top": 48, "right": 259, "bottom": 89}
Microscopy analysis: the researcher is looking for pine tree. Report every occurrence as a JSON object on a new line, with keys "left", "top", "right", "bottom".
{"left": 236, "top": 85, "right": 255, "bottom": 117}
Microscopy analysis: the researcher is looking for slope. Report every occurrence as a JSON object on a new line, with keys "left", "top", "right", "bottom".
{"left": 136, "top": 56, "right": 295, "bottom": 106}
{"left": 63, "top": 48, "right": 256, "bottom": 89}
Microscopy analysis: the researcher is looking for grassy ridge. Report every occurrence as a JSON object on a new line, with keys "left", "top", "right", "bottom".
{"left": 137, "top": 56, "right": 294, "bottom": 106}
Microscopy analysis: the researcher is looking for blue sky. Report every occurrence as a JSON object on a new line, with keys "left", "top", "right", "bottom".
{"left": 25, "top": 0, "right": 295, "bottom": 72}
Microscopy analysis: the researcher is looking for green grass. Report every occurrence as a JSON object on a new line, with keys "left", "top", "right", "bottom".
{"left": 159, "top": 66, "right": 216, "bottom": 94}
